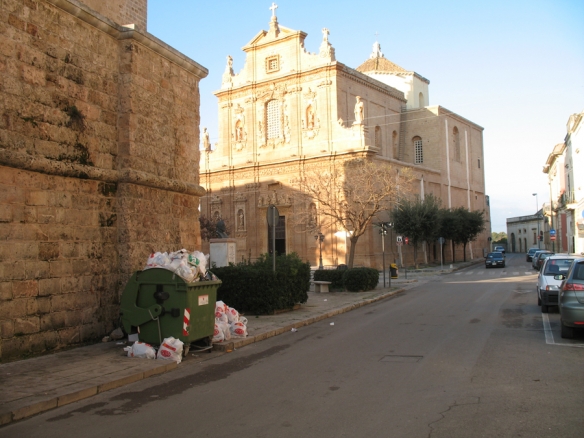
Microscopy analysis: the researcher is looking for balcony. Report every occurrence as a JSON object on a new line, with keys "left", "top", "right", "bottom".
{"left": 557, "top": 191, "right": 578, "bottom": 210}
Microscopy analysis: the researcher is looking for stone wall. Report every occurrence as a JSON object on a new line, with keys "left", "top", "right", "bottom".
{"left": 77, "top": 0, "right": 147, "bottom": 30}
{"left": 0, "top": 0, "right": 207, "bottom": 361}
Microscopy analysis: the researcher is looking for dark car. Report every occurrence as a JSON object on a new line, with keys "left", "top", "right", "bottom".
{"left": 532, "top": 250, "right": 552, "bottom": 270}
{"left": 485, "top": 252, "right": 505, "bottom": 268}
{"left": 556, "top": 258, "right": 584, "bottom": 338}
{"left": 526, "top": 248, "right": 539, "bottom": 262}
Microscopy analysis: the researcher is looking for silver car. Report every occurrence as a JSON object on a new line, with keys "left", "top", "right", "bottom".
{"left": 557, "top": 258, "right": 584, "bottom": 338}
{"left": 537, "top": 255, "right": 578, "bottom": 313}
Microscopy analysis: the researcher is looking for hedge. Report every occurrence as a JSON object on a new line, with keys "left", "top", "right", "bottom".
{"left": 342, "top": 267, "right": 379, "bottom": 292}
{"left": 211, "top": 252, "right": 310, "bottom": 315}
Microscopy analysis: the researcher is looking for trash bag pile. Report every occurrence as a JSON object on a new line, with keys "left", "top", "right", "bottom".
{"left": 212, "top": 300, "right": 248, "bottom": 343}
{"left": 124, "top": 336, "right": 184, "bottom": 364}
{"left": 144, "top": 249, "right": 211, "bottom": 283}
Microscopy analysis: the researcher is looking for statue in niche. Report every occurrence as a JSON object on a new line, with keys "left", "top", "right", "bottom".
{"left": 237, "top": 209, "right": 245, "bottom": 231}
{"left": 201, "top": 127, "right": 211, "bottom": 151}
{"left": 354, "top": 96, "right": 364, "bottom": 124}
{"left": 235, "top": 120, "right": 244, "bottom": 142}
{"left": 308, "top": 203, "right": 317, "bottom": 228}
{"left": 306, "top": 105, "right": 315, "bottom": 129}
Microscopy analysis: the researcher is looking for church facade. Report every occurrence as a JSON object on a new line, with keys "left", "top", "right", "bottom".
{"left": 200, "top": 9, "right": 490, "bottom": 268}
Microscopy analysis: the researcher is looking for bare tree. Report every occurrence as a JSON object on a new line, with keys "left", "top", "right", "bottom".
{"left": 296, "top": 158, "right": 415, "bottom": 268}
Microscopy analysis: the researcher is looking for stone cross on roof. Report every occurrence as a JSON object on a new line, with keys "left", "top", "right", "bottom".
{"left": 269, "top": 2, "right": 278, "bottom": 17}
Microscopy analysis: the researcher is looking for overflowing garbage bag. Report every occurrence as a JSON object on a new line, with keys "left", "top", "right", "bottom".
{"left": 124, "top": 341, "right": 156, "bottom": 359}
{"left": 212, "top": 301, "right": 248, "bottom": 343}
{"left": 144, "top": 249, "right": 211, "bottom": 283}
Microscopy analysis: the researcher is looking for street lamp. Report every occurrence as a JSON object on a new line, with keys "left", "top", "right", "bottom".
{"left": 315, "top": 231, "right": 324, "bottom": 269}
{"left": 533, "top": 193, "right": 540, "bottom": 249}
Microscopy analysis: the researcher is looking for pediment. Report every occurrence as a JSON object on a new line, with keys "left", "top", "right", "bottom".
{"left": 243, "top": 25, "right": 302, "bottom": 50}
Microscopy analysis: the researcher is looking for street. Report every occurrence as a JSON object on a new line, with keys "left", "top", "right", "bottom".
{"left": 3, "top": 253, "right": 584, "bottom": 438}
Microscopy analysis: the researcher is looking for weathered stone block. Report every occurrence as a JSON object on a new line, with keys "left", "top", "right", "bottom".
{"left": 24, "top": 260, "right": 50, "bottom": 280}
{"left": 0, "top": 281, "right": 13, "bottom": 301}
{"left": 1, "top": 320, "right": 14, "bottom": 339}
{"left": 14, "top": 316, "right": 40, "bottom": 335}
{"left": 38, "top": 242, "right": 59, "bottom": 260}
{"left": 12, "top": 280, "right": 38, "bottom": 298}
{"left": 38, "top": 277, "right": 60, "bottom": 296}
{"left": 0, "top": 299, "right": 28, "bottom": 320}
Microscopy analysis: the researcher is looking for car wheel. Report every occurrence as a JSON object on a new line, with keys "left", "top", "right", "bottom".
{"left": 541, "top": 304, "right": 548, "bottom": 313}
{"left": 560, "top": 320, "right": 574, "bottom": 339}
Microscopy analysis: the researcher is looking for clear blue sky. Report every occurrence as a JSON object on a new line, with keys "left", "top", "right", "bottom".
{"left": 147, "top": 0, "right": 584, "bottom": 233}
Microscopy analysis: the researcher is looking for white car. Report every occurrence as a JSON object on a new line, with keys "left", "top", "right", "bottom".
{"left": 537, "top": 255, "right": 579, "bottom": 313}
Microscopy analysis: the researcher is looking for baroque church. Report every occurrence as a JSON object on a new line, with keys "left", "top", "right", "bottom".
{"left": 200, "top": 6, "right": 491, "bottom": 268}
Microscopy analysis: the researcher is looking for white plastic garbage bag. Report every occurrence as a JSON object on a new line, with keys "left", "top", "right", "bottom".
{"left": 212, "top": 322, "right": 225, "bottom": 343}
{"left": 124, "top": 341, "right": 156, "bottom": 359}
{"left": 230, "top": 321, "right": 248, "bottom": 338}
{"left": 157, "top": 337, "right": 184, "bottom": 364}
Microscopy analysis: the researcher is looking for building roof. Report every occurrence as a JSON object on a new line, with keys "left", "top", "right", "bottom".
{"left": 356, "top": 56, "right": 409, "bottom": 74}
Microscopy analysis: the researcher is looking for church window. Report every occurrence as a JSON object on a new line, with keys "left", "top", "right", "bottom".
{"left": 413, "top": 136, "right": 423, "bottom": 164}
{"left": 266, "top": 100, "right": 281, "bottom": 139}
{"left": 453, "top": 127, "right": 461, "bottom": 162}
{"left": 419, "top": 92, "right": 425, "bottom": 107}
{"left": 266, "top": 55, "right": 280, "bottom": 73}
{"left": 392, "top": 130, "right": 398, "bottom": 159}
{"left": 375, "top": 126, "right": 382, "bottom": 150}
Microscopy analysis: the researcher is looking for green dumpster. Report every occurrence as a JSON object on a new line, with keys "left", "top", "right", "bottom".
{"left": 120, "top": 268, "right": 221, "bottom": 348}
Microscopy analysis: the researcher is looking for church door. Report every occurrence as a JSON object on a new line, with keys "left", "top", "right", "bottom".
{"left": 268, "top": 216, "right": 286, "bottom": 256}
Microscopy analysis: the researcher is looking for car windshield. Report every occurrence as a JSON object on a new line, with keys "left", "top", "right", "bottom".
{"left": 487, "top": 253, "right": 503, "bottom": 259}
{"left": 543, "top": 259, "right": 574, "bottom": 276}
{"left": 528, "top": 249, "right": 538, "bottom": 255}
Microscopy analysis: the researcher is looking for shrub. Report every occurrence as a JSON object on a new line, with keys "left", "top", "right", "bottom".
{"left": 313, "top": 270, "right": 345, "bottom": 290}
{"left": 212, "top": 252, "right": 310, "bottom": 314}
{"left": 342, "top": 268, "right": 379, "bottom": 292}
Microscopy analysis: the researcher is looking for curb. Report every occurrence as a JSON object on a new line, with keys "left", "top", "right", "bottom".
{"left": 0, "top": 288, "right": 405, "bottom": 427}
{"left": 0, "top": 361, "right": 177, "bottom": 427}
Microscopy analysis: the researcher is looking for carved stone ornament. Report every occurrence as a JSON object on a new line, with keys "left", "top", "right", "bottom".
{"left": 319, "top": 28, "right": 336, "bottom": 61}
{"left": 258, "top": 190, "right": 292, "bottom": 208}
{"left": 233, "top": 104, "right": 247, "bottom": 151}
{"left": 210, "top": 194, "right": 222, "bottom": 204}
{"left": 302, "top": 88, "right": 320, "bottom": 139}
{"left": 234, "top": 192, "right": 247, "bottom": 202}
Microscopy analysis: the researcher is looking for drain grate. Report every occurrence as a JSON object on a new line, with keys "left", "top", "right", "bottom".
{"left": 380, "top": 355, "right": 423, "bottom": 363}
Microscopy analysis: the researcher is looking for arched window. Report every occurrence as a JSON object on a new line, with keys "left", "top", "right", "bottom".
{"left": 413, "top": 136, "right": 423, "bottom": 164}
{"left": 418, "top": 92, "right": 425, "bottom": 107}
{"left": 266, "top": 100, "right": 280, "bottom": 139}
{"left": 392, "top": 130, "right": 398, "bottom": 159}
{"left": 453, "top": 127, "right": 460, "bottom": 162}
{"left": 375, "top": 126, "right": 382, "bottom": 150}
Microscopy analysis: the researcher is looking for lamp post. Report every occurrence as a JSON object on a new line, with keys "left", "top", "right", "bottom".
{"left": 533, "top": 193, "right": 540, "bottom": 249}
{"left": 378, "top": 222, "right": 392, "bottom": 288}
{"left": 315, "top": 231, "right": 324, "bottom": 269}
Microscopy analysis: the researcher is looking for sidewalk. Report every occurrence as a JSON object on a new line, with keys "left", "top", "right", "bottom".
{"left": 0, "top": 261, "right": 479, "bottom": 426}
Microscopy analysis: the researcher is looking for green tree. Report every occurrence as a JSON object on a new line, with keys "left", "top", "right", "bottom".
{"left": 392, "top": 194, "right": 441, "bottom": 268}
{"left": 453, "top": 208, "right": 486, "bottom": 262}
{"left": 438, "top": 208, "right": 461, "bottom": 263}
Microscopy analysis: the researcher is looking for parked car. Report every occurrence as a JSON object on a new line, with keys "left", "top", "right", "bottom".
{"left": 556, "top": 258, "right": 584, "bottom": 338}
{"left": 532, "top": 250, "right": 552, "bottom": 270}
{"left": 537, "top": 255, "right": 578, "bottom": 312}
{"left": 535, "top": 251, "right": 554, "bottom": 271}
{"left": 485, "top": 252, "right": 505, "bottom": 268}
{"left": 526, "top": 248, "right": 539, "bottom": 262}
{"left": 494, "top": 245, "right": 506, "bottom": 254}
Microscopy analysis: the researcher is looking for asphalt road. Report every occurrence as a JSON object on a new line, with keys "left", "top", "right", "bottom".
{"left": 4, "top": 253, "right": 584, "bottom": 438}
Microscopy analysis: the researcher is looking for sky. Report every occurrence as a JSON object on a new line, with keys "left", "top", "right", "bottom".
{"left": 147, "top": 0, "right": 584, "bottom": 233}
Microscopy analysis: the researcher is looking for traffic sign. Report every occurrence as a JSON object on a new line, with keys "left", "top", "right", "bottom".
{"left": 405, "top": 237, "right": 409, "bottom": 245}
{"left": 550, "top": 229, "right": 556, "bottom": 237}
{"left": 396, "top": 236, "right": 403, "bottom": 243}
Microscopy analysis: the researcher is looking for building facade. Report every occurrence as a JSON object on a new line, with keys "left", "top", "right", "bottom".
{"left": 200, "top": 10, "right": 490, "bottom": 268}
{"left": 0, "top": 0, "right": 207, "bottom": 360}
{"left": 543, "top": 110, "right": 584, "bottom": 255}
